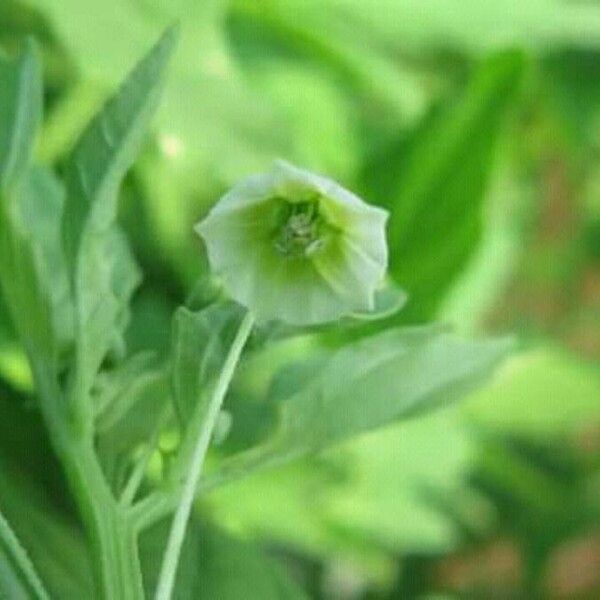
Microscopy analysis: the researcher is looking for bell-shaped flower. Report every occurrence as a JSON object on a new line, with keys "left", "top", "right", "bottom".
{"left": 195, "top": 161, "right": 389, "bottom": 326}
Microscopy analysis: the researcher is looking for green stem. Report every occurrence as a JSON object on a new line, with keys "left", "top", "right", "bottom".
{"left": 120, "top": 408, "right": 167, "bottom": 508}
{"left": 62, "top": 440, "right": 145, "bottom": 600}
{"left": 154, "top": 311, "right": 254, "bottom": 600}
{"left": 0, "top": 508, "right": 50, "bottom": 600}
{"left": 131, "top": 445, "right": 281, "bottom": 533}
{"left": 33, "top": 366, "right": 144, "bottom": 600}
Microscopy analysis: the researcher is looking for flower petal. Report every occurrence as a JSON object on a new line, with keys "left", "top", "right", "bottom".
{"left": 196, "top": 161, "right": 389, "bottom": 325}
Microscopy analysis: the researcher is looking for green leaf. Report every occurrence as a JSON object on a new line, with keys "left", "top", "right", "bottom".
{"left": 140, "top": 517, "right": 307, "bottom": 599}
{"left": 320, "top": 411, "right": 475, "bottom": 553}
{"left": 0, "top": 44, "right": 63, "bottom": 371}
{"left": 171, "top": 303, "right": 246, "bottom": 424}
{"left": 96, "top": 367, "right": 169, "bottom": 489}
{"left": 62, "top": 26, "right": 177, "bottom": 396}
{"left": 349, "top": 280, "right": 408, "bottom": 322}
{"left": 269, "top": 327, "right": 510, "bottom": 455}
{"left": 321, "top": 0, "right": 600, "bottom": 54}
{"left": 209, "top": 410, "right": 474, "bottom": 560}
{"left": 0, "top": 173, "right": 58, "bottom": 366}
{"left": 544, "top": 49, "right": 600, "bottom": 146}
{"left": 359, "top": 50, "right": 525, "bottom": 322}
{"left": 465, "top": 347, "right": 600, "bottom": 437}
{"left": 167, "top": 302, "right": 248, "bottom": 486}
{"left": 0, "top": 38, "right": 41, "bottom": 190}
{"left": 0, "top": 390, "right": 93, "bottom": 597}
{"left": 0, "top": 465, "right": 94, "bottom": 599}
{"left": 210, "top": 326, "right": 511, "bottom": 485}
{"left": 18, "top": 168, "right": 74, "bottom": 353}
{"left": 0, "top": 509, "right": 50, "bottom": 600}
{"left": 62, "top": 24, "right": 177, "bottom": 264}
{"left": 93, "top": 351, "right": 159, "bottom": 429}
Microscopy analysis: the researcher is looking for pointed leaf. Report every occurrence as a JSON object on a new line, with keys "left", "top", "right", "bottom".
{"left": 359, "top": 50, "right": 525, "bottom": 322}
{"left": 209, "top": 326, "right": 512, "bottom": 485}
{"left": 61, "top": 26, "right": 177, "bottom": 395}
{"left": 0, "top": 38, "right": 41, "bottom": 190}
{"left": 171, "top": 302, "right": 246, "bottom": 424}
{"left": 62, "top": 25, "right": 178, "bottom": 263}
{"left": 0, "top": 44, "right": 63, "bottom": 369}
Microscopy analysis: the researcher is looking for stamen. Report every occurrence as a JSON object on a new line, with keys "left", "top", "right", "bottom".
{"left": 274, "top": 201, "right": 324, "bottom": 257}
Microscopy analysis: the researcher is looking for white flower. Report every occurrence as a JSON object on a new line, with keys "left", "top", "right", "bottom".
{"left": 195, "top": 161, "right": 389, "bottom": 325}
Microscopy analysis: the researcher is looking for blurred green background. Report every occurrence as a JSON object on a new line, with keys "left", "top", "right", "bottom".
{"left": 0, "top": 1, "right": 599, "bottom": 598}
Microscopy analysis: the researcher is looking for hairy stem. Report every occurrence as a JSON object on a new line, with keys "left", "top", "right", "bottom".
{"left": 154, "top": 311, "right": 254, "bottom": 600}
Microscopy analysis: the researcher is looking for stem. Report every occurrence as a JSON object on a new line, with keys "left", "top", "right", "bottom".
{"left": 0, "top": 508, "right": 50, "bottom": 600}
{"left": 33, "top": 365, "right": 144, "bottom": 599}
{"left": 131, "top": 445, "right": 283, "bottom": 533}
{"left": 154, "top": 311, "right": 254, "bottom": 600}
{"left": 64, "top": 441, "right": 145, "bottom": 600}
{"left": 120, "top": 409, "right": 167, "bottom": 507}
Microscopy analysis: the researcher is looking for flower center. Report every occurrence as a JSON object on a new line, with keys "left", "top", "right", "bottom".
{"left": 274, "top": 201, "right": 325, "bottom": 258}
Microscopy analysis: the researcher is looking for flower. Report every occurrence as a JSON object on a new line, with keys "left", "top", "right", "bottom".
{"left": 195, "top": 161, "right": 389, "bottom": 326}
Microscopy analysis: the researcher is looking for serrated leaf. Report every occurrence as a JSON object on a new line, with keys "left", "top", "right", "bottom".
{"left": 140, "top": 517, "right": 307, "bottom": 599}
{"left": 359, "top": 50, "right": 525, "bottom": 322}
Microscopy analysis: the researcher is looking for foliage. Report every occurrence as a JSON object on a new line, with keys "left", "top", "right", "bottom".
{"left": 0, "top": 1, "right": 598, "bottom": 598}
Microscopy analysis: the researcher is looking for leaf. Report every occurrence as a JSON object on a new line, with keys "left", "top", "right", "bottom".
{"left": 93, "top": 351, "right": 159, "bottom": 429}
{"left": 0, "top": 42, "right": 61, "bottom": 370}
{"left": 0, "top": 38, "right": 41, "bottom": 189}
{"left": 544, "top": 48, "right": 600, "bottom": 146}
{"left": 320, "top": 411, "right": 475, "bottom": 553}
{"left": 209, "top": 325, "right": 511, "bottom": 486}
{"left": 0, "top": 509, "right": 50, "bottom": 600}
{"left": 269, "top": 327, "right": 511, "bottom": 455}
{"left": 171, "top": 302, "right": 246, "bottom": 424}
{"left": 0, "top": 175, "right": 58, "bottom": 366}
{"left": 349, "top": 280, "right": 408, "bottom": 322}
{"left": 209, "top": 411, "right": 474, "bottom": 561}
{"left": 18, "top": 167, "right": 74, "bottom": 353}
{"left": 465, "top": 347, "right": 600, "bottom": 437}
{"left": 358, "top": 50, "right": 525, "bottom": 322}
{"left": 61, "top": 25, "right": 177, "bottom": 395}
{"left": 96, "top": 368, "right": 169, "bottom": 489}
{"left": 62, "top": 24, "right": 177, "bottom": 264}
{"left": 140, "top": 517, "right": 307, "bottom": 599}
{"left": 322, "top": 0, "right": 600, "bottom": 54}
{"left": 230, "top": 0, "right": 427, "bottom": 120}
{"left": 0, "top": 464, "right": 94, "bottom": 599}
{"left": 0, "top": 393, "right": 93, "bottom": 598}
